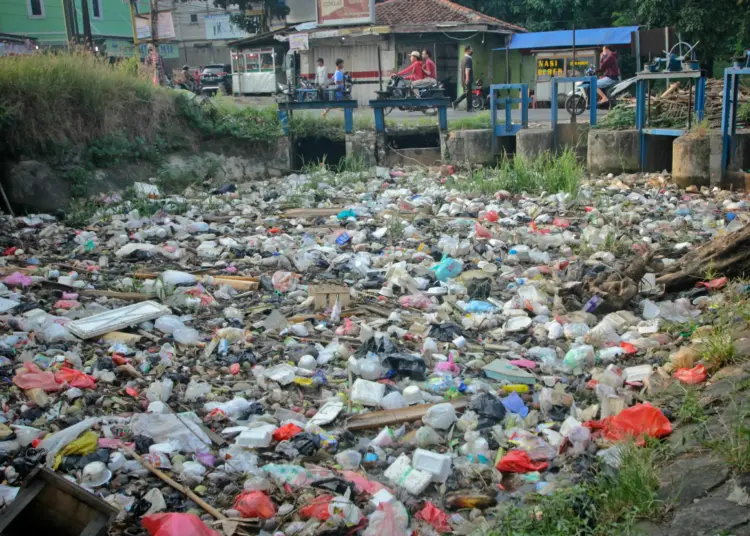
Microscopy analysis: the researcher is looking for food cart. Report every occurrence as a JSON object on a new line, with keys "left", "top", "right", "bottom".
{"left": 231, "top": 47, "right": 284, "bottom": 95}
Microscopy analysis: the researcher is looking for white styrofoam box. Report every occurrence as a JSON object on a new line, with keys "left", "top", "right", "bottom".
{"left": 351, "top": 379, "right": 385, "bottom": 406}
{"left": 384, "top": 454, "right": 432, "bottom": 495}
{"left": 412, "top": 448, "right": 452, "bottom": 483}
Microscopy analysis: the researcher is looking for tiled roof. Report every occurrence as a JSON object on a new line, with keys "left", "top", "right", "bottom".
{"left": 376, "top": 0, "right": 526, "bottom": 32}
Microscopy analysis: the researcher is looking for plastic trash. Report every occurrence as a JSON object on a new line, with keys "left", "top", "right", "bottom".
{"left": 496, "top": 450, "right": 549, "bottom": 473}
{"left": 351, "top": 379, "right": 385, "bottom": 406}
{"left": 384, "top": 353, "right": 427, "bottom": 380}
{"left": 380, "top": 391, "right": 407, "bottom": 410}
{"left": 412, "top": 449, "right": 452, "bottom": 482}
{"left": 300, "top": 495, "right": 333, "bottom": 520}
{"left": 328, "top": 490, "right": 363, "bottom": 526}
{"left": 415, "top": 501, "right": 452, "bottom": 533}
{"left": 363, "top": 501, "right": 410, "bottom": 536}
{"left": 422, "top": 403, "right": 457, "bottom": 430}
{"left": 674, "top": 364, "right": 708, "bottom": 385}
{"left": 502, "top": 391, "right": 529, "bottom": 418}
{"left": 142, "top": 513, "right": 220, "bottom": 536}
{"left": 233, "top": 491, "right": 277, "bottom": 519}
{"left": 335, "top": 450, "right": 363, "bottom": 469}
{"left": 55, "top": 367, "right": 96, "bottom": 389}
{"left": 430, "top": 255, "right": 463, "bottom": 282}
{"left": 585, "top": 403, "right": 672, "bottom": 442}
{"left": 13, "top": 363, "right": 59, "bottom": 392}
{"left": 154, "top": 315, "right": 185, "bottom": 335}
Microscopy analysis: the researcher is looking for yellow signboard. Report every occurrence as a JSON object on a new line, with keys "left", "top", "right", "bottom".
{"left": 536, "top": 58, "right": 563, "bottom": 77}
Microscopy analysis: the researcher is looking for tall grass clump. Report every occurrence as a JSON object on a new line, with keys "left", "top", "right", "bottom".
{"left": 178, "top": 96, "right": 282, "bottom": 141}
{"left": 449, "top": 147, "right": 582, "bottom": 196}
{"left": 0, "top": 47, "right": 178, "bottom": 157}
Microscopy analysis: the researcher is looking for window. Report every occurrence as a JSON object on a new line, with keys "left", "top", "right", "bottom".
{"left": 190, "top": 14, "right": 198, "bottom": 23}
{"left": 27, "top": 0, "right": 44, "bottom": 18}
{"left": 92, "top": 0, "right": 102, "bottom": 19}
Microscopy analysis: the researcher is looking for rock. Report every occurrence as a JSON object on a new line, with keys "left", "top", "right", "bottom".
{"left": 657, "top": 455, "right": 730, "bottom": 506}
{"left": 669, "top": 498, "right": 750, "bottom": 535}
{"left": 3, "top": 160, "right": 70, "bottom": 211}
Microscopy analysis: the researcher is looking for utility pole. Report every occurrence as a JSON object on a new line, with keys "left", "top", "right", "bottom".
{"left": 60, "top": 0, "right": 73, "bottom": 47}
{"left": 129, "top": 0, "right": 140, "bottom": 63}
{"left": 80, "top": 0, "right": 93, "bottom": 49}
{"left": 149, "top": 0, "right": 161, "bottom": 85}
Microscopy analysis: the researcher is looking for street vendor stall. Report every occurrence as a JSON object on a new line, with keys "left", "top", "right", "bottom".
{"left": 231, "top": 47, "right": 284, "bottom": 95}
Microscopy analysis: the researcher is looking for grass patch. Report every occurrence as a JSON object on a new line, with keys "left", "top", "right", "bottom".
{"left": 288, "top": 112, "right": 374, "bottom": 141}
{"left": 447, "top": 148, "right": 582, "bottom": 196}
{"left": 178, "top": 96, "right": 282, "bottom": 141}
{"left": 707, "top": 405, "right": 750, "bottom": 473}
{"left": 488, "top": 441, "right": 662, "bottom": 536}
{"left": 449, "top": 111, "right": 492, "bottom": 130}
{"left": 594, "top": 104, "right": 635, "bottom": 130}
{"left": 677, "top": 388, "right": 707, "bottom": 424}
{"left": 699, "top": 325, "right": 737, "bottom": 368}
{"left": 0, "top": 47, "right": 179, "bottom": 158}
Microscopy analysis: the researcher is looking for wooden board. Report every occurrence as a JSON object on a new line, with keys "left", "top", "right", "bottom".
{"left": 346, "top": 398, "right": 469, "bottom": 431}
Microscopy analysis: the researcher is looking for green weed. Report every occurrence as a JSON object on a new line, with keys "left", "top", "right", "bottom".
{"left": 448, "top": 148, "right": 582, "bottom": 196}
{"left": 449, "top": 111, "right": 492, "bottom": 130}
{"left": 64, "top": 198, "right": 102, "bottom": 228}
{"left": 594, "top": 104, "right": 635, "bottom": 130}
{"left": 337, "top": 153, "right": 368, "bottom": 173}
{"left": 707, "top": 406, "right": 750, "bottom": 472}
{"left": 699, "top": 324, "right": 737, "bottom": 368}
{"left": 677, "top": 388, "right": 707, "bottom": 424}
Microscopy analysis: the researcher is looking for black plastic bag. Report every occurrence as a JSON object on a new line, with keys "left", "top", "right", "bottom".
{"left": 429, "top": 323, "right": 464, "bottom": 342}
{"left": 290, "top": 433, "right": 321, "bottom": 456}
{"left": 470, "top": 393, "right": 506, "bottom": 428}
{"left": 384, "top": 353, "right": 427, "bottom": 380}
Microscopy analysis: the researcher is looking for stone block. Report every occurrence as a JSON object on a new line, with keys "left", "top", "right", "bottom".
{"left": 516, "top": 129, "right": 553, "bottom": 160}
{"left": 587, "top": 129, "right": 639, "bottom": 175}
{"left": 673, "top": 134, "right": 711, "bottom": 188}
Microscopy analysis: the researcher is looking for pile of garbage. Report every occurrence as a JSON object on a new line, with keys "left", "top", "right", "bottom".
{"left": 0, "top": 168, "right": 746, "bottom": 535}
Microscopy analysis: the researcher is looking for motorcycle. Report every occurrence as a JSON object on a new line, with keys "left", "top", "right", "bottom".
{"left": 276, "top": 72, "right": 353, "bottom": 103}
{"left": 375, "top": 75, "right": 446, "bottom": 116}
{"left": 564, "top": 67, "right": 636, "bottom": 116}
{"left": 471, "top": 77, "right": 490, "bottom": 111}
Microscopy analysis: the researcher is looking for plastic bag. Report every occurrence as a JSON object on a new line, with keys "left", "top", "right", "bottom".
{"left": 3, "top": 272, "right": 32, "bottom": 287}
{"left": 142, "top": 513, "right": 220, "bottom": 536}
{"left": 415, "top": 501, "right": 451, "bottom": 532}
{"left": 13, "top": 363, "right": 59, "bottom": 392}
{"left": 423, "top": 403, "right": 457, "bottom": 430}
{"left": 496, "top": 450, "right": 549, "bottom": 473}
{"left": 430, "top": 255, "right": 463, "bottom": 282}
{"left": 475, "top": 222, "right": 492, "bottom": 239}
{"left": 273, "top": 423, "right": 303, "bottom": 442}
{"left": 385, "top": 353, "right": 427, "bottom": 380}
{"left": 470, "top": 393, "right": 507, "bottom": 427}
{"left": 674, "top": 364, "right": 707, "bottom": 385}
{"left": 363, "top": 501, "right": 410, "bottom": 536}
{"left": 55, "top": 367, "right": 96, "bottom": 389}
{"left": 584, "top": 403, "right": 671, "bottom": 442}
{"left": 271, "top": 271, "right": 298, "bottom": 292}
{"left": 233, "top": 491, "right": 277, "bottom": 519}
{"left": 299, "top": 495, "right": 333, "bottom": 520}
{"left": 434, "top": 353, "right": 460, "bottom": 376}
{"left": 399, "top": 294, "right": 433, "bottom": 310}
{"left": 340, "top": 470, "right": 391, "bottom": 495}
{"left": 502, "top": 392, "right": 529, "bottom": 418}
{"left": 53, "top": 430, "right": 98, "bottom": 469}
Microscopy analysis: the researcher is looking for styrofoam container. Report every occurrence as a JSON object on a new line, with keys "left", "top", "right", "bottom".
{"left": 351, "top": 379, "right": 385, "bottom": 406}
{"left": 384, "top": 454, "right": 432, "bottom": 495}
{"left": 402, "top": 385, "right": 422, "bottom": 405}
{"left": 412, "top": 449, "right": 452, "bottom": 483}
{"left": 235, "top": 426, "right": 275, "bottom": 448}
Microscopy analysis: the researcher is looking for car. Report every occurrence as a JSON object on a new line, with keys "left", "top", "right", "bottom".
{"left": 200, "top": 64, "right": 232, "bottom": 95}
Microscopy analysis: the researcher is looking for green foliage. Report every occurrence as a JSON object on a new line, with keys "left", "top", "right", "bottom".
{"left": 677, "top": 388, "right": 707, "bottom": 424}
{"left": 0, "top": 47, "right": 178, "bottom": 158}
{"left": 60, "top": 166, "right": 93, "bottom": 198}
{"left": 448, "top": 148, "right": 582, "bottom": 196}
{"left": 595, "top": 104, "right": 636, "bottom": 130}
{"left": 337, "top": 154, "right": 368, "bottom": 173}
{"left": 177, "top": 96, "right": 283, "bottom": 141}
{"left": 87, "top": 134, "right": 169, "bottom": 167}
{"left": 155, "top": 155, "right": 223, "bottom": 195}
{"left": 707, "top": 405, "right": 750, "bottom": 472}
{"left": 487, "top": 442, "right": 662, "bottom": 536}
{"left": 210, "top": 0, "right": 289, "bottom": 34}
{"left": 739, "top": 102, "right": 750, "bottom": 125}
{"left": 449, "top": 111, "right": 492, "bottom": 130}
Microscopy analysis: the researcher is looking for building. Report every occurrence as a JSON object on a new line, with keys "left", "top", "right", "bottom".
{"left": 228, "top": 0, "right": 525, "bottom": 104}
{"left": 0, "top": 0, "right": 149, "bottom": 50}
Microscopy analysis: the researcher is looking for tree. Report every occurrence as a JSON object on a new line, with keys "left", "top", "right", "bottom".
{"left": 210, "top": 0, "right": 290, "bottom": 34}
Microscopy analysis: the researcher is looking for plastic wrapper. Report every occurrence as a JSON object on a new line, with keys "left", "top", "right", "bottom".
{"left": 674, "top": 364, "right": 707, "bottom": 385}
{"left": 271, "top": 271, "right": 298, "bottom": 292}
{"left": 496, "top": 450, "right": 549, "bottom": 473}
{"left": 233, "top": 491, "right": 277, "bottom": 519}
{"left": 501, "top": 391, "right": 529, "bottom": 418}
{"left": 142, "top": 513, "right": 220, "bottom": 536}
{"left": 474, "top": 222, "right": 492, "bottom": 239}
{"left": 399, "top": 293, "right": 433, "bottom": 310}
{"left": 415, "top": 501, "right": 452, "bottom": 532}
{"left": 55, "top": 367, "right": 96, "bottom": 389}
{"left": 13, "top": 363, "right": 59, "bottom": 392}
{"left": 584, "top": 403, "right": 672, "bottom": 442}
{"left": 470, "top": 393, "right": 507, "bottom": 427}
{"left": 273, "top": 423, "right": 303, "bottom": 441}
{"left": 299, "top": 495, "right": 333, "bottom": 520}
{"left": 363, "top": 501, "right": 410, "bottom": 536}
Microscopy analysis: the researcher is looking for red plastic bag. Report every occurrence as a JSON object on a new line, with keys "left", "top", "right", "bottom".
{"left": 142, "top": 513, "right": 220, "bottom": 536}
{"left": 484, "top": 210, "right": 499, "bottom": 222}
{"left": 674, "top": 364, "right": 707, "bottom": 385}
{"left": 13, "top": 363, "right": 59, "bottom": 392}
{"left": 696, "top": 277, "right": 727, "bottom": 291}
{"left": 584, "top": 403, "right": 671, "bottom": 442}
{"left": 55, "top": 367, "right": 96, "bottom": 389}
{"left": 341, "top": 470, "right": 391, "bottom": 496}
{"left": 475, "top": 222, "right": 492, "bottom": 239}
{"left": 273, "top": 423, "right": 303, "bottom": 442}
{"left": 299, "top": 495, "right": 333, "bottom": 520}
{"left": 415, "top": 501, "right": 451, "bottom": 532}
{"left": 496, "top": 450, "right": 549, "bottom": 473}
{"left": 234, "top": 491, "right": 277, "bottom": 519}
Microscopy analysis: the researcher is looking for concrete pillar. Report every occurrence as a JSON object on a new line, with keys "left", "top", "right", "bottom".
{"left": 556, "top": 123, "right": 589, "bottom": 160}
{"left": 444, "top": 129, "right": 494, "bottom": 165}
{"left": 587, "top": 129, "right": 639, "bottom": 175}
{"left": 516, "top": 129, "right": 553, "bottom": 160}
{"left": 345, "top": 131, "right": 377, "bottom": 168}
{"left": 673, "top": 134, "right": 710, "bottom": 188}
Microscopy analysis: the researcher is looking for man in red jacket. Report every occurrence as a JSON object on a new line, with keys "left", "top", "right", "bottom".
{"left": 395, "top": 51, "right": 425, "bottom": 84}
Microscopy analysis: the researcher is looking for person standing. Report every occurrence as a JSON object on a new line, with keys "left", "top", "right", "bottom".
{"left": 452, "top": 45, "right": 474, "bottom": 112}
{"left": 322, "top": 58, "right": 344, "bottom": 117}
{"left": 315, "top": 57, "right": 328, "bottom": 101}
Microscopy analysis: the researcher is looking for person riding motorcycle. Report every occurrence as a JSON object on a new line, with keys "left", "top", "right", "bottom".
{"left": 394, "top": 51, "right": 430, "bottom": 88}
{"left": 596, "top": 46, "right": 620, "bottom": 105}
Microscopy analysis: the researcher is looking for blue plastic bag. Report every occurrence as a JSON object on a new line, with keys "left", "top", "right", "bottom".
{"left": 430, "top": 256, "right": 463, "bottom": 282}
{"left": 502, "top": 391, "right": 529, "bottom": 418}
{"left": 465, "top": 300, "right": 496, "bottom": 313}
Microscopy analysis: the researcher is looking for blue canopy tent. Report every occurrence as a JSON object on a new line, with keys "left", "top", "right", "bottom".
{"left": 502, "top": 26, "right": 638, "bottom": 51}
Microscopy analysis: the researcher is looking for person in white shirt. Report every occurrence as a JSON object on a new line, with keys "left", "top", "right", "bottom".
{"left": 315, "top": 58, "right": 328, "bottom": 87}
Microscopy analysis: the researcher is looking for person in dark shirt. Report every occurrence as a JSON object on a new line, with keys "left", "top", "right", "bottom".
{"left": 452, "top": 45, "right": 474, "bottom": 112}
{"left": 596, "top": 45, "right": 620, "bottom": 104}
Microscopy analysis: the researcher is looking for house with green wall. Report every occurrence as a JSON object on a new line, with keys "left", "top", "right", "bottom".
{"left": 0, "top": 0, "right": 181, "bottom": 58}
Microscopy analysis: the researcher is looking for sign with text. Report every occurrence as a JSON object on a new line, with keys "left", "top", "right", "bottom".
{"left": 536, "top": 58, "right": 563, "bottom": 77}
{"left": 135, "top": 12, "right": 176, "bottom": 40}
{"left": 289, "top": 33, "right": 309, "bottom": 50}
{"left": 205, "top": 13, "right": 248, "bottom": 40}
{"left": 316, "top": 0, "right": 374, "bottom": 26}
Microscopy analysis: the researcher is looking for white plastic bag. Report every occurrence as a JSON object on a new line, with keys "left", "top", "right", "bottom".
{"left": 422, "top": 402, "right": 457, "bottom": 430}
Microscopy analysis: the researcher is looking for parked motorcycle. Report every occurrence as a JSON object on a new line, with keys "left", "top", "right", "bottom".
{"left": 471, "top": 77, "right": 490, "bottom": 111}
{"left": 375, "top": 75, "right": 445, "bottom": 116}
{"left": 564, "top": 67, "right": 636, "bottom": 116}
{"left": 277, "top": 72, "right": 353, "bottom": 103}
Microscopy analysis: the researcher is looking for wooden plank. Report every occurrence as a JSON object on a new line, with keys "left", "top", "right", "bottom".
{"left": 0, "top": 478, "right": 45, "bottom": 531}
{"left": 346, "top": 398, "right": 469, "bottom": 431}
{"left": 280, "top": 207, "right": 343, "bottom": 218}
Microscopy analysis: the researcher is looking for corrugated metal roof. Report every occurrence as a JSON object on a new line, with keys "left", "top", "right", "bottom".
{"left": 498, "top": 26, "right": 638, "bottom": 50}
